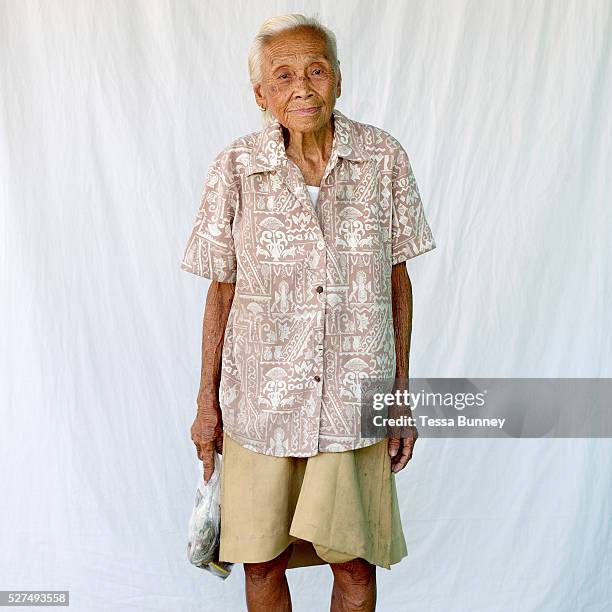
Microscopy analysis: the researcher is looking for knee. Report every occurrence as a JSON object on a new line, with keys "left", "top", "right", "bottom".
{"left": 243, "top": 545, "right": 292, "bottom": 584}
{"left": 330, "top": 557, "right": 376, "bottom": 587}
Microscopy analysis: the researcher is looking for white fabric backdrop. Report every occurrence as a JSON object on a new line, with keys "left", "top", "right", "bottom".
{"left": 2, "top": 1, "right": 611, "bottom": 610}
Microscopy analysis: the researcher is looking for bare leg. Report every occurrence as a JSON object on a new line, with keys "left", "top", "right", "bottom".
{"left": 243, "top": 544, "right": 293, "bottom": 612}
{"left": 329, "top": 558, "right": 377, "bottom": 612}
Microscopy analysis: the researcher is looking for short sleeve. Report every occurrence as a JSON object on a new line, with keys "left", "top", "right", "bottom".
{"left": 390, "top": 143, "right": 437, "bottom": 265}
{"left": 180, "top": 150, "right": 238, "bottom": 283}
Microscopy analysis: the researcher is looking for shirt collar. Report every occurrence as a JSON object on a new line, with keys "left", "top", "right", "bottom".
{"left": 246, "top": 107, "right": 370, "bottom": 176}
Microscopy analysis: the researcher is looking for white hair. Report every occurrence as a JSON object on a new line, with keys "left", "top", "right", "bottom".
{"left": 248, "top": 13, "right": 340, "bottom": 127}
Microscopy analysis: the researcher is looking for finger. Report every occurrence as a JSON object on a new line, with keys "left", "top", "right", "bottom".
{"left": 401, "top": 436, "right": 416, "bottom": 460}
{"left": 388, "top": 437, "right": 401, "bottom": 458}
{"left": 390, "top": 438, "right": 403, "bottom": 466}
{"left": 202, "top": 450, "right": 215, "bottom": 483}
{"left": 392, "top": 441, "right": 412, "bottom": 473}
{"left": 215, "top": 435, "right": 224, "bottom": 455}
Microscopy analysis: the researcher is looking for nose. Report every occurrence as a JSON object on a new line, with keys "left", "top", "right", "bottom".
{"left": 294, "top": 75, "right": 315, "bottom": 97}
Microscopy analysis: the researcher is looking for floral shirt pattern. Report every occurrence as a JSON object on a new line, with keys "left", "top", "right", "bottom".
{"left": 181, "top": 108, "right": 436, "bottom": 457}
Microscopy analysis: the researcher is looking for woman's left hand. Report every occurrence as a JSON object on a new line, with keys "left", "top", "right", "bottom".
{"left": 388, "top": 429, "right": 417, "bottom": 473}
{"left": 387, "top": 375, "right": 418, "bottom": 472}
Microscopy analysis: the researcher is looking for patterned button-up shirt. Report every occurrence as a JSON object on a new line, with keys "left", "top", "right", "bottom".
{"left": 181, "top": 108, "right": 436, "bottom": 457}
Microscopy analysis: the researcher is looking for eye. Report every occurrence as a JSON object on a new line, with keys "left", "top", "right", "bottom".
{"left": 278, "top": 73, "right": 290, "bottom": 80}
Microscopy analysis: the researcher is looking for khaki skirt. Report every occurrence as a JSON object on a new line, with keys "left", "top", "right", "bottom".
{"left": 218, "top": 431, "right": 408, "bottom": 570}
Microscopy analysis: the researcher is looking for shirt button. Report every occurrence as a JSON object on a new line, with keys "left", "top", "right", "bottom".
{"left": 316, "top": 286, "right": 324, "bottom": 293}
{"left": 314, "top": 375, "right": 321, "bottom": 382}
{"left": 316, "top": 240, "right": 325, "bottom": 250}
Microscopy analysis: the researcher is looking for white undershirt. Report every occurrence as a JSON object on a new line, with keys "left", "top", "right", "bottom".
{"left": 306, "top": 185, "right": 320, "bottom": 209}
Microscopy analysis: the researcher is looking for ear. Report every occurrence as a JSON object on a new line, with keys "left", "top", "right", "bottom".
{"left": 336, "top": 70, "right": 342, "bottom": 98}
{"left": 253, "top": 83, "right": 266, "bottom": 108}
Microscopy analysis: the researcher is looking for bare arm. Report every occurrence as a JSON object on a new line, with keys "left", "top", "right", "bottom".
{"left": 388, "top": 262, "right": 418, "bottom": 472}
{"left": 391, "top": 262, "right": 412, "bottom": 382}
{"left": 197, "top": 280, "right": 235, "bottom": 408}
{"left": 190, "top": 280, "right": 235, "bottom": 481}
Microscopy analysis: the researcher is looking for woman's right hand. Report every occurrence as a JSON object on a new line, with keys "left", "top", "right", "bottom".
{"left": 190, "top": 401, "right": 224, "bottom": 483}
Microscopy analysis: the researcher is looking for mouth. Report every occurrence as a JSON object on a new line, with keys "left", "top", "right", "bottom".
{"left": 292, "top": 106, "right": 320, "bottom": 116}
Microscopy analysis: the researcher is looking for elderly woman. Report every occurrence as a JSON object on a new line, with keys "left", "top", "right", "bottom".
{"left": 181, "top": 13, "right": 436, "bottom": 612}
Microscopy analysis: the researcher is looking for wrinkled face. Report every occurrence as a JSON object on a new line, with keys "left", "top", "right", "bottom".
{"left": 254, "top": 26, "right": 341, "bottom": 132}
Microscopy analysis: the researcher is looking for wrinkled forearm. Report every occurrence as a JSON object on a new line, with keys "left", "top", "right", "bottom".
{"left": 197, "top": 281, "right": 236, "bottom": 410}
{"left": 390, "top": 263, "right": 416, "bottom": 437}
{"left": 391, "top": 262, "right": 413, "bottom": 382}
